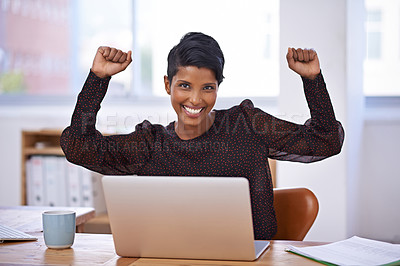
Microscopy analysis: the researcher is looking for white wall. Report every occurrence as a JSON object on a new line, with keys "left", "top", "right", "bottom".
{"left": 278, "top": 0, "right": 400, "bottom": 244}
{"left": 278, "top": 0, "right": 347, "bottom": 241}
{"left": 358, "top": 118, "right": 400, "bottom": 243}
{"left": 345, "top": 0, "right": 366, "bottom": 242}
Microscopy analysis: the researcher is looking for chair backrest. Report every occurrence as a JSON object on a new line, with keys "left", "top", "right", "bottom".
{"left": 272, "top": 187, "right": 319, "bottom": 241}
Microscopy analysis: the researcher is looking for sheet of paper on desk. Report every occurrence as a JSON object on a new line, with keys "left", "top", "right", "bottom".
{"left": 286, "top": 236, "right": 400, "bottom": 266}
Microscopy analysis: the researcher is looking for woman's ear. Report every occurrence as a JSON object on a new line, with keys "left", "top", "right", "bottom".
{"left": 164, "top": 75, "right": 171, "bottom": 95}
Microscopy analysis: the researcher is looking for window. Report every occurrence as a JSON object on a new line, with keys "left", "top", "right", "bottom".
{"left": 0, "top": 0, "right": 71, "bottom": 95}
{"left": 364, "top": 0, "right": 400, "bottom": 96}
{"left": 366, "top": 10, "right": 382, "bottom": 59}
{"left": 0, "top": 0, "right": 133, "bottom": 98}
{"left": 76, "top": 0, "right": 133, "bottom": 97}
{"left": 0, "top": 0, "right": 132, "bottom": 99}
{"left": 0, "top": 0, "right": 279, "bottom": 100}
{"left": 134, "top": 0, "right": 279, "bottom": 97}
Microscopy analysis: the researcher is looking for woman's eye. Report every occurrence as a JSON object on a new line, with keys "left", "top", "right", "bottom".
{"left": 179, "top": 84, "right": 190, "bottom": 89}
{"left": 203, "top": 86, "right": 215, "bottom": 90}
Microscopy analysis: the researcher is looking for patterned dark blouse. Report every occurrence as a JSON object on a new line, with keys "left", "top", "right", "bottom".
{"left": 61, "top": 70, "right": 344, "bottom": 240}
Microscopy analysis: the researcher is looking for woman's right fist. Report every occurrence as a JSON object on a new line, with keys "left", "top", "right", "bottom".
{"left": 91, "top": 46, "right": 132, "bottom": 78}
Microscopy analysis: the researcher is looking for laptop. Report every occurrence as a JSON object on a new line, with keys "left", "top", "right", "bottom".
{"left": 102, "top": 176, "right": 269, "bottom": 261}
{"left": 0, "top": 224, "right": 37, "bottom": 242}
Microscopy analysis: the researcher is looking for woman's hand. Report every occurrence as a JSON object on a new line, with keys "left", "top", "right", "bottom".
{"left": 286, "top": 47, "right": 320, "bottom": 80}
{"left": 91, "top": 46, "right": 132, "bottom": 78}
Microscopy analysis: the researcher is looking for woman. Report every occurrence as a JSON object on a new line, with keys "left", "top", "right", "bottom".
{"left": 61, "top": 32, "right": 344, "bottom": 240}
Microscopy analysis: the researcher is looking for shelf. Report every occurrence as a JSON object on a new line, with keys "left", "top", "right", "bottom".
{"left": 21, "top": 130, "right": 64, "bottom": 205}
{"left": 23, "top": 147, "right": 64, "bottom": 156}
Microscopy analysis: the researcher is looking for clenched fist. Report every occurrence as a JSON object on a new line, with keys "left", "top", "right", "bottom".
{"left": 286, "top": 47, "right": 320, "bottom": 80}
{"left": 91, "top": 46, "right": 132, "bottom": 78}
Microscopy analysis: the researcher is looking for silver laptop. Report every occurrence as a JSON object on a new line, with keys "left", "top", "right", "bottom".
{"left": 102, "top": 176, "right": 269, "bottom": 261}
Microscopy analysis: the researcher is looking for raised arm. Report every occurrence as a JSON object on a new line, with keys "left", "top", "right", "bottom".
{"left": 243, "top": 48, "right": 344, "bottom": 162}
{"left": 60, "top": 47, "right": 153, "bottom": 175}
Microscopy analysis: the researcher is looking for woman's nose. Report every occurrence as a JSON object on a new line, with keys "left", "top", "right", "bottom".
{"left": 189, "top": 90, "right": 202, "bottom": 105}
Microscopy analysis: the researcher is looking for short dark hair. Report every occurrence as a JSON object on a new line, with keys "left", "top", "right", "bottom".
{"left": 167, "top": 32, "right": 225, "bottom": 85}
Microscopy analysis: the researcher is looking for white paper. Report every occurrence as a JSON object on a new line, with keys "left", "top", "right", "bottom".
{"left": 286, "top": 236, "right": 400, "bottom": 266}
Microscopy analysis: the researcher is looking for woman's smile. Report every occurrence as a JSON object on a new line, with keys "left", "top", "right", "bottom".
{"left": 182, "top": 105, "right": 204, "bottom": 116}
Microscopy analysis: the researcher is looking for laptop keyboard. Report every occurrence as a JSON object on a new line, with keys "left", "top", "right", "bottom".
{"left": 0, "top": 224, "right": 37, "bottom": 242}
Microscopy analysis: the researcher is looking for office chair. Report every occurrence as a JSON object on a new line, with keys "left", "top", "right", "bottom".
{"left": 272, "top": 187, "right": 319, "bottom": 241}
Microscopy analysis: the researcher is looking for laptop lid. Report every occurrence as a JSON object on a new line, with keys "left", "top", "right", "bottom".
{"left": 102, "top": 176, "right": 269, "bottom": 261}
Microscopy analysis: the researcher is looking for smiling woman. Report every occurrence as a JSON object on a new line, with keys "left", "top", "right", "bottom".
{"left": 60, "top": 31, "right": 344, "bottom": 241}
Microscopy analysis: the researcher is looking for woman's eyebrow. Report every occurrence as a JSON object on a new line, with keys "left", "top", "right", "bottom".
{"left": 176, "top": 79, "right": 191, "bottom": 84}
{"left": 176, "top": 80, "right": 216, "bottom": 86}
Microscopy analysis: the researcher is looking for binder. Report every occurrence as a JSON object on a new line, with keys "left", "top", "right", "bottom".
{"left": 26, "top": 156, "right": 46, "bottom": 206}
{"left": 80, "top": 167, "right": 94, "bottom": 207}
{"left": 25, "top": 158, "right": 35, "bottom": 205}
{"left": 26, "top": 155, "right": 106, "bottom": 210}
{"left": 91, "top": 172, "right": 107, "bottom": 213}
{"left": 43, "top": 156, "right": 67, "bottom": 207}
{"left": 56, "top": 156, "right": 68, "bottom": 206}
{"left": 43, "top": 156, "right": 58, "bottom": 207}
{"left": 66, "top": 161, "right": 82, "bottom": 207}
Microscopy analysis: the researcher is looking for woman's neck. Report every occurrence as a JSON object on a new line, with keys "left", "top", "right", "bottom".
{"left": 175, "top": 111, "right": 215, "bottom": 140}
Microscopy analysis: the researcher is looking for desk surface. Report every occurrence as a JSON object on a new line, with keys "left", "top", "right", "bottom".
{"left": 0, "top": 232, "right": 325, "bottom": 265}
{"left": 0, "top": 205, "right": 95, "bottom": 233}
{"left": 0, "top": 206, "right": 325, "bottom": 265}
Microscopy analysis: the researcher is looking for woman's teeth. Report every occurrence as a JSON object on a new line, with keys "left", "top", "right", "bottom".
{"left": 184, "top": 106, "right": 203, "bottom": 114}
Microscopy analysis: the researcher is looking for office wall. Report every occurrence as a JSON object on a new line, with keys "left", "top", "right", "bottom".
{"left": 278, "top": 0, "right": 400, "bottom": 244}
{"left": 358, "top": 119, "right": 400, "bottom": 243}
{"left": 279, "top": 0, "right": 348, "bottom": 241}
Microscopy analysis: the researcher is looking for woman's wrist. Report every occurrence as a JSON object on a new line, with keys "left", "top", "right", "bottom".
{"left": 90, "top": 68, "right": 110, "bottom": 79}
{"left": 301, "top": 71, "right": 320, "bottom": 80}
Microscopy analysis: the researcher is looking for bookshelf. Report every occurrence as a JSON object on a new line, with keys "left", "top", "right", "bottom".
{"left": 21, "top": 129, "right": 64, "bottom": 205}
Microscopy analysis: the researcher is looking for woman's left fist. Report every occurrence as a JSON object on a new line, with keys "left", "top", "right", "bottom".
{"left": 286, "top": 47, "right": 320, "bottom": 80}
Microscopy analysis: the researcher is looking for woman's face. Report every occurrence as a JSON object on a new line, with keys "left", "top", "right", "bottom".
{"left": 164, "top": 66, "right": 218, "bottom": 138}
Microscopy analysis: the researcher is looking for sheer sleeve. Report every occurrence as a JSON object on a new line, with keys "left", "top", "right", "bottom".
{"left": 242, "top": 72, "right": 344, "bottom": 163}
{"left": 60, "top": 71, "right": 154, "bottom": 175}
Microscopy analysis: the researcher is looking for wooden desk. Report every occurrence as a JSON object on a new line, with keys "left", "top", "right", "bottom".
{"left": 0, "top": 232, "right": 325, "bottom": 265}
{"left": 0, "top": 206, "right": 95, "bottom": 233}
